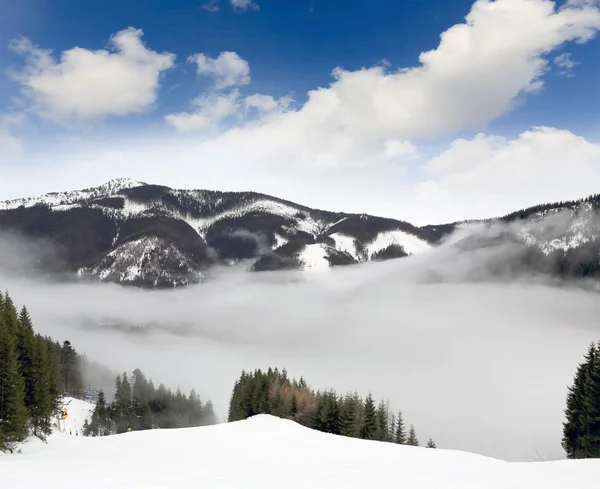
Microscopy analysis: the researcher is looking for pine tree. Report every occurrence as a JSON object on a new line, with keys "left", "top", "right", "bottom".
{"left": 376, "top": 400, "right": 389, "bottom": 441}
{"left": 339, "top": 393, "right": 360, "bottom": 438}
{"left": 29, "top": 335, "right": 54, "bottom": 437}
{"left": 426, "top": 438, "right": 436, "bottom": 448}
{"left": 407, "top": 424, "right": 419, "bottom": 446}
{"left": 581, "top": 342, "right": 600, "bottom": 457}
{"left": 562, "top": 342, "right": 600, "bottom": 458}
{"left": 15, "top": 306, "right": 36, "bottom": 416}
{"left": 395, "top": 410, "right": 406, "bottom": 444}
{"left": 0, "top": 294, "right": 28, "bottom": 451}
{"left": 361, "top": 393, "right": 378, "bottom": 440}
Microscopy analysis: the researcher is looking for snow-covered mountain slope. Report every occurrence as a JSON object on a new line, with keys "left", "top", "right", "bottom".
{"left": 0, "top": 178, "right": 145, "bottom": 211}
{"left": 56, "top": 397, "right": 94, "bottom": 436}
{"left": 1, "top": 179, "right": 600, "bottom": 287}
{"left": 2, "top": 415, "right": 599, "bottom": 489}
{"left": 0, "top": 179, "right": 432, "bottom": 286}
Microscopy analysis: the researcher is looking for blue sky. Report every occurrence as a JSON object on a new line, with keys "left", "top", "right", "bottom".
{"left": 2, "top": 0, "right": 600, "bottom": 223}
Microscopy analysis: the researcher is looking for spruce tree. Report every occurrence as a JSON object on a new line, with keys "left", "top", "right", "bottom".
{"left": 581, "top": 342, "right": 600, "bottom": 457}
{"left": 426, "top": 438, "right": 436, "bottom": 448}
{"left": 339, "top": 393, "right": 360, "bottom": 438}
{"left": 407, "top": 424, "right": 419, "bottom": 446}
{"left": 562, "top": 342, "right": 600, "bottom": 458}
{"left": 29, "top": 335, "right": 54, "bottom": 437}
{"left": 376, "top": 400, "right": 389, "bottom": 441}
{"left": 0, "top": 298, "right": 28, "bottom": 451}
{"left": 395, "top": 410, "right": 406, "bottom": 444}
{"left": 15, "top": 306, "right": 36, "bottom": 416}
{"left": 360, "top": 394, "right": 378, "bottom": 440}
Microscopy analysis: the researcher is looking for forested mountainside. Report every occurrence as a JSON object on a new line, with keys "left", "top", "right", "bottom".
{"left": 0, "top": 179, "right": 432, "bottom": 287}
{"left": 0, "top": 179, "right": 599, "bottom": 287}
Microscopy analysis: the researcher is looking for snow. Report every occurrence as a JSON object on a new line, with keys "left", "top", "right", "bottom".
{"left": 299, "top": 244, "right": 331, "bottom": 272}
{"left": 56, "top": 397, "right": 95, "bottom": 436}
{"left": 0, "top": 178, "right": 145, "bottom": 211}
{"left": 273, "top": 233, "right": 288, "bottom": 248}
{"left": 1, "top": 414, "right": 599, "bottom": 488}
{"left": 331, "top": 232, "right": 358, "bottom": 259}
{"left": 366, "top": 230, "right": 432, "bottom": 256}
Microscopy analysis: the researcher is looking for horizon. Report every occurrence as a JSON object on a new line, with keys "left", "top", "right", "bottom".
{"left": 2, "top": 0, "right": 600, "bottom": 224}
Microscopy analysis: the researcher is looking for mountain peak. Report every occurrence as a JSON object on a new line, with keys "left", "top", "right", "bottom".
{"left": 87, "top": 178, "right": 147, "bottom": 194}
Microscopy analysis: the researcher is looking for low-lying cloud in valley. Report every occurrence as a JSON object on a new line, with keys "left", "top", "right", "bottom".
{"left": 1, "top": 217, "right": 599, "bottom": 462}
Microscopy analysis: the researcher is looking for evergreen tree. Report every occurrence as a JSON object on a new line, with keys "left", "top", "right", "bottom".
{"left": 426, "top": 438, "right": 436, "bottom": 448}
{"left": 29, "top": 335, "right": 55, "bottom": 437}
{"left": 407, "top": 424, "right": 419, "bottom": 446}
{"left": 361, "top": 394, "right": 378, "bottom": 440}
{"left": 60, "top": 341, "right": 82, "bottom": 397}
{"left": 562, "top": 343, "right": 594, "bottom": 458}
{"left": 339, "top": 393, "right": 360, "bottom": 438}
{"left": 15, "top": 306, "right": 36, "bottom": 416}
{"left": 581, "top": 342, "right": 600, "bottom": 457}
{"left": 376, "top": 400, "right": 389, "bottom": 441}
{"left": 0, "top": 294, "right": 28, "bottom": 451}
{"left": 394, "top": 410, "right": 406, "bottom": 444}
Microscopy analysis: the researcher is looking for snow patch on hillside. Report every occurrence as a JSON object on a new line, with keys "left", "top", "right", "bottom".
{"left": 78, "top": 237, "right": 202, "bottom": 286}
{"left": 299, "top": 244, "right": 331, "bottom": 272}
{"left": 367, "top": 230, "right": 432, "bottom": 256}
{"left": 3, "top": 414, "right": 600, "bottom": 488}
{"left": 331, "top": 233, "right": 358, "bottom": 260}
{"left": 57, "top": 397, "right": 95, "bottom": 436}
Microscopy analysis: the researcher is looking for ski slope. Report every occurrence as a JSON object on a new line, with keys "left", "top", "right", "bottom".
{"left": 1, "top": 414, "right": 599, "bottom": 488}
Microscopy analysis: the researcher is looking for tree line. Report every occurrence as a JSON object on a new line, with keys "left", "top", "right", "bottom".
{"left": 562, "top": 341, "right": 600, "bottom": 458}
{"left": 0, "top": 291, "right": 64, "bottom": 452}
{"left": 228, "top": 368, "right": 436, "bottom": 448}
{"left": 84, "top": 368, "right": 216, "bottom": 436}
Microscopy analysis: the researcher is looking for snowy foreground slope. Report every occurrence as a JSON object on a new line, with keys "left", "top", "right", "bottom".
{"left": 2, "top": 415, "right": 600, "bottom": 489}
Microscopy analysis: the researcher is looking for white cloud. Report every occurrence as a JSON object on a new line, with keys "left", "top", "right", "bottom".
{"left": 189, "top": 51, "right": 251, "bottom": 89}
{"left": 553, "top": 52, "right": 579, "bottom": 76}
{"left": 413, "top": 127, "right": 600, "bottom": 221}
{"left": 230, "top": 0, "right": 259, "bottom": 11}
{"left": 9, "top": 28, "right": 175, "bottom": 123}
{"left": 244, "top": 93, "right": 293, "bottom": 113}
{"left": 170, "top": 0, "right": 600, "bottom": 168}
{"left": 5, "top": 0, "right": 600, "bottom": 226}
{"left": 165, "top": 90, "right": 242, "bottom": 132}
{"left": 0, "top": 114, "right": 25, "bottom": 154}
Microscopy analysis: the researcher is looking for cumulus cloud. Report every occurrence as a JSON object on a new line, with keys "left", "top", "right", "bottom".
{"left": 230, "top": 0, "right": 259, "bottom": 11}
{"left": 8, "top": 28, "right": 175, "bottom": 123}
{"left": 553, "top": 52, "right": 579, "bottom": 76}
{"left": 189, "top": 51, "right": 251, "bottom": 89}
{"left": 244, "top": 94, "right": 293, "bottom": 114}
{"left": 165, "top": 90, "right": 242, "bottom": 132}
{"left": 169, "top": 0, "right": 600, "bottom": 167}
{"left": 166, "top": 51, "right": 293, "bottom": 131}
{"left": 413, "top": 127, "right": 600, "bottom": 222}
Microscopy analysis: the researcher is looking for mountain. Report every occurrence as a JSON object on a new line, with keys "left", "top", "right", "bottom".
{"left": 1, "top": 179, "right": 599, "bottom": 288}
{"left": 0, "top": 179, "right": 433, "bottom": 287}
{"left": 3, "top": 414, "right": 600, "bottom": 488}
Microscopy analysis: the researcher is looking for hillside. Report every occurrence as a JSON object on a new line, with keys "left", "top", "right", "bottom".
{"left": 1, "top": 179, "right": 600, "bottom": 287}
{"left": 0, "top": 178, "right": 432, "bottom": 287}
{"left": 1, "top": 414, "right": 599, "bottom": 488}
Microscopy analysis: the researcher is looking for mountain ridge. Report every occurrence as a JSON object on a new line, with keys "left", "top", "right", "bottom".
{"left": 1, "top": 179, "right": 599, "bottom": 288}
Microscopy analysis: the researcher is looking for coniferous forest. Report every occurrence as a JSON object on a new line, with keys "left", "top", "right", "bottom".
{"left": 562, "top": 341, "right": 600, "bottom": 458}
{"left": 83, "top": 369, "right": 216, "bottom": 436}
{"left": 0, "top": 291, "right": 62, "bottom": 452}
{"left": 0, "top": 290, "right": 216, "bottom": 452}
{"left": 228, "top": 368, "right": 434, "bottom": 447}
